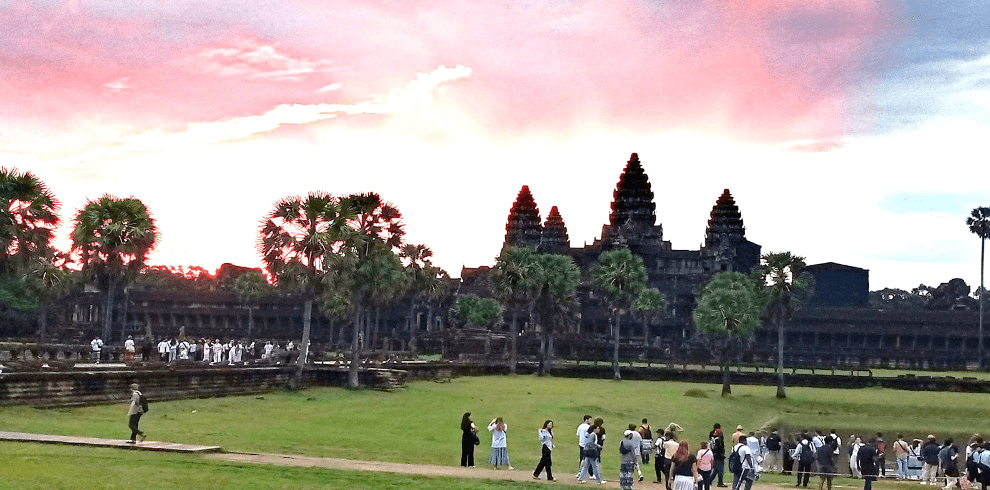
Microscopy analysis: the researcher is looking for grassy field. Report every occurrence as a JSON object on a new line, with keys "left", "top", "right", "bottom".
{"left": 2, "top": 375, "right": 989, "bottom": 468}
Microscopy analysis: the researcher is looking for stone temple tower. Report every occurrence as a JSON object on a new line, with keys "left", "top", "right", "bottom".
{"left": 503, "top": 185, "right": 543, "bottom": 250}
{"left": 539, "top": 205, "right": 570, "bottom": 253}
{"left": 701, "top": 189, "right": 761, "bottom": 273}
{"left": 599, "top": 153, "right": 668, "bottom": 250}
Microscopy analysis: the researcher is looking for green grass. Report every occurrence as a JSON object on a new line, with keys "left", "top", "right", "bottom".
{"left": 0, "top": 441, "right": 564, "bottom": 490}
{"left": 2, "top": 376, "right": 989, "bottom": 469}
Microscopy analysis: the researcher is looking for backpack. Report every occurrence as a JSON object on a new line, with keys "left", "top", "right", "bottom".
{"left": 620, "top": 442, "right": 631, "bottom": 455}
{"left": 801, "top": 442, "right": 814, "bottom": 461}
{"left": 711, "top": 436, "right": 725, "bottom": 455}
{"left": 728, "top": 445, "right": 743, "bottom": 473}
{"left": 138, "top": 392, "right": 149, "bottom": 413}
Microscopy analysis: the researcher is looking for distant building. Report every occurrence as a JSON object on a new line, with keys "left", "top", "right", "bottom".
{"left": 805, "top": 262, "right": 869, "bottom": 308}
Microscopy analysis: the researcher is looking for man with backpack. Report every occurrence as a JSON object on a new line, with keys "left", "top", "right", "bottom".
{"left": 126, "top": 383, "right": 147, "bottom": 444}
{"left": 764, "top": 429, "right": 782, "bottom": 473}
{"left": 796, "top": 435, "right": 816, "bottom": 487}
{"left": 710, "top": 424, "right": 727, "bottom": 487}
{"left": 730, "top": 434, "right": 755, "bottom": 490}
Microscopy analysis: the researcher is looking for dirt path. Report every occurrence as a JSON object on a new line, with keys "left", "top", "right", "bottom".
{"left": 208, "top": 452, "right": 861, "bottom": 489}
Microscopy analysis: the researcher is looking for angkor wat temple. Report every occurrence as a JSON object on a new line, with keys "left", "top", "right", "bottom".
{"left": 38, "top": 153, "right": 984, "bottom": 370}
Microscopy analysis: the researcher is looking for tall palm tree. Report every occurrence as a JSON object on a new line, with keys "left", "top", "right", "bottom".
{"left": 491, "top": 246, "right": 541, "bottom": 374}
{"left": 233, "top": 271, "right": 271, "bottom": 339}
{"left": 1, "top": 168, "right": 60, "bottom": 274}
{"left": 592, "top": 247, "right": 648, "bottom": 380}
{"left": 632, "top": 288, "right": 665, "bottom": 346}
{"left": 24, "top": 254, "right": 80, "bottom": 342}
{"left": 258, "top": 192, "right": 357, "bottom": 388}
{"left": 532, "top": 253, "right": 580, "bottom": 375}
{"left": 754, "top": 252, "right": 809, "bottom": 399}
{"left": 693, "top": 271, "right": 762, "bottom": 396}
{"left": 968, "top": 207, "right": 990, "bottom": 366}
{"left": 72, "top": 195, "right": 157, "bottom": 342}
{"left": 399, "top": 244, "right": 449, "bottom": 353}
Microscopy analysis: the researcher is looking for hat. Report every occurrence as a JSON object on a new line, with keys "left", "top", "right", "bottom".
{"left": 736, "top": 425, "right": 743, "bottom": 430}
{"left": 928, "top": 434, "right": 936, "bottom": 440}
{"left": 624, "top": 430, "right": 634, "bottom": 437}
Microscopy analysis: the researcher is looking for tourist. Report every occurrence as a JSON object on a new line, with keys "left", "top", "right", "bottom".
{"left": 849, "top": 436, "right": 863, "bottom": 478}
{"left": 157, "top": 338, "right": 169, "bottom": 362}
{"left": 577, "top": 415, "right": 593, "bottom": 477}
{"left": 859, "top": 438, "right": 879, "bottom": 490}
{"left": 178, "top": 338, "right": 190, "bottom": 360}
{"left": 796, "top": 434, "right": 815, "bottom": 487}
{"left": 460, "top": 412, "right": 478, "bottom": 467}
{"left": 90, "top": 336, "right": 103, "bottom": 363}
{"left": 488, "top": 417, "right": 512, "bottom": 470}
{"left": 594, "top": 417, "right": 608, "bottom": 472}
{"left": 666, "top": 422, "right": 684, "bottom": 439}
{"left": 578, "top": 424, "right": 605, "bottom": 484}
{"left": 123, "top": 335, "right": 135, "bottom": 362}
{"left": 923, "top": 435, "right": 942, "bottom": 485}
{"left": 876, "top": 433, "right": 887, "bottom": 478}
{"left": 662, "top": 430, "right": 680, "bottom": 490}
{"left": 910, "top": 439, "right": 925, "bottom": 480}
{"left": 202, "top": 339, "right": 212, "bottom": 362}
{"left": 732, "top": 425, "right": 746, "bottom": 447}
{"left": 941, "top": 438, "right": 960, "bottom": 490}
{"left": 816, "top": 433, "right": 836, "bottom": 490}
{"left": 639, "top": 419, "right": 654, "bottom": 468}
{"left": 168, "top": 338, "right": 177, "bottom": 362}
{"left": 782, "top": 435, "right": 796, "bottom": 476}
{"left": 746, "top": 432, "right": 763, "bottom": 479}
{"left": 977, "top": 442, "right": 990, "bottom": 490}
{"left": 628, "top": 423, "right": 644, "bottom": 481}
{"left": 731, "top": 434, "right": 755, "bottom": 490}
{"left": 263, "top": 340, "right": 274, "bottom": 359}
{"left": 671, "top": 441, "right": 699, "bottom": 490}
{"left": 212, "top": 339, "right": 223, "bottom": 364}
{"left": 187, "top": 339, "right": 197, "bottom": 361}
{"left": 619, "top": 430, "right": 638, "bottom": 490}
{"left": 698, "top": 440, "right": 714, "bottom": 490}
{"left": 764, "top": 429, "right": 782, "bottom": 473}
{"left": 710, "top": 424, "right": 728, "bottom": 487}
{"left": 534, "top": 420, "right": 556, "bottom": 480}
{"left": 126, "top": 383, "right": 146, "bottom": 444}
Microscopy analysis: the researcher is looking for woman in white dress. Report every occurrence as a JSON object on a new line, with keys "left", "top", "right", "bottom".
{"left": 849, "top": 436, "right": 863, "bottom": 478}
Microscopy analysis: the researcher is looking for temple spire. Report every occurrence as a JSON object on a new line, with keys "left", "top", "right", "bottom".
{"left": 705, "top": 188, "right": 746, "bottom": 246}
{"left": 539, "top": 205, "right": 570, "bottom": 252}
{"left": 600, "top": 153, "right": 665, "bottom": 248}
{"left": 503, "top": 185, "right": 542, "bottom": 250}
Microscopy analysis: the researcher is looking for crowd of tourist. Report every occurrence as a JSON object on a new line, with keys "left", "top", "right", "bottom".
{"left": 458, "top": 414, "right": 987, "bottom": 490}
{"left": 92, "top": 335, "right": 304, "bottom": 365}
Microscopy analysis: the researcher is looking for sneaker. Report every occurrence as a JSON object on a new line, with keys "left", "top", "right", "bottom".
{"left": 640, "top": 476, "right": 645, "bottom": 482}
{"left": 125, "top": 440, "right": 136, "bottom": 444}
{"left": 599, "top": 480, "right": 608, "bottom": 484}
{"left": 508, "top": 467, "right": 514, "bottom": 470}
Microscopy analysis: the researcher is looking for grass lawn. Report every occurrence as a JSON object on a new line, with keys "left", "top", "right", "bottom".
{"left": 0, "top": 441, "right": 560, "bottom": 490}
{"left": 1, "top": 376, "right": 989, "bottom": 469}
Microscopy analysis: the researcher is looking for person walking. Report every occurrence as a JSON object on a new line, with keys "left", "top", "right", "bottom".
{"left": 578, "top": 415, "right": 593, "bottom": 477}
{"left": 732, "top": 434, "right": 756, "bottom": 490}
{"left": 579, "top": 425, "right": 606, "bottom": 484}
{"left": 620, "top": 430, "right": 639, "bottom": 490}
{"left": 923, "top": 435, "right": 942, "bottom": 485}
{"left": 765, "top": 429, "right": 783, "bottom": 473}
{"left": 671, "top": 441, "right": 699, "bottom": 490}
{"left": 817, "top": 434, "right": 837, "bottom": 490}
{"left": 859, "top": 438, "right": 880, "bottom": 490}
{"left": 894, "top": 434, "right": 911, "bottom": 480}
{"left": 123, "top": 336, "right": 135, "bottom": 362}
{"left": 629, "top": 423, "right": 645, "bottom": 482}
{"left": 488, "top": 417, "right": 513, "bottom": 470}
{"left": 460, "top": 413, "right": 478, "bottom": 467}
{"left": 797, "top": 435, "right": 815, "bottom": 487}
{"left": 710, "top": 424, "right": 728, "bottom": 487}
{"left": 126, "top": 383, "right": 146, "bottom": 444}
{"left": 534, "top": 420, "right": 556, "bottom": 481}
{"left": 698, "top": 441, "right": 714, "bottom": 490}
{"left": 940, "top": 438, "right": 960, "bottom": 490}
{"left": 90, "top": 336, "right": 103, "bottom": 363}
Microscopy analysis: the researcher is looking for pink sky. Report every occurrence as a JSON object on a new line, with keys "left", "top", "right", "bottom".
{"left": 3, "top": 0, "right": 987, "bottom": 290}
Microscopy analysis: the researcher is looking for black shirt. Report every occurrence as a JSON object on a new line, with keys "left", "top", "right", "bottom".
{"left": 673, "top": 455, "right": 697, "bottom": 477}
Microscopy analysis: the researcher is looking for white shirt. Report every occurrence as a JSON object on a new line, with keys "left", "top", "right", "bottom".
{"left": 158, "top": 341, "right": 169, "bottom": 354}
{"left": 734, "top": 443, "right": 754, "bottom": 470}
{"left": 124, "top": 339, "right": 135, "bottom": 352}
{"left": 91, "top": 339, "right": 103, "bottom": 351}
{"left": 577, "top": 422, "right": 590, "bottom": 447}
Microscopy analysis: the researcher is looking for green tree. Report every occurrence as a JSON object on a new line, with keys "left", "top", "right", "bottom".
{"left": 233, "top": 271, "right": 271, "bottom": 339}
{"left": 399, "top": 244, "right": 449, "bottom": 354}
{"left": 258, "top": 191, "right": 356, "bottom": 388}
{"left": 631, "top": 287, "right": 665, "bottom": 346}
{"left": 1, "top": 168, "right": 60, "bottom": 275}
{"left": 968, "top": 207, "right": 990, "bottom": 366}
{"left": 592, "top": 247, "right": 648, "bottom": 380}
{"left": 71, "top": 195, "right": 157, "bottom": 342}
{"left": 532, "top": 253, "right": 580, "bottom": 375}
{"left": 693, "top": 271, "right": 762, "bottom": 396}
{"left": 754, "top": 252, "right": 810, "bottom": 399}
{"left": 24, "top": 254, "right": 82, "bottom": 342}
{"left": 491, "top": 246, "right": 541, "bottom": 374}
{"left": 456, "top": 295, "right": 502, "bottom": 326}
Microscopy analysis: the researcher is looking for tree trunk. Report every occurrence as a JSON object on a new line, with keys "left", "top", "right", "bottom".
{"left": 102, "top": 276, "right": 115, "bottom": 342}
{"left": 291, "top": 297, "right": 313, "bottom": 390}
{"left": 372, "top": 308, "right": 380, "bottom": 348}
{"left": 120, "top": 286, "right": 130, "bottom": 342}
{"left": 721, "top": 363, "right": 732, "bottom": 396}
{"left": 348, "top": 307, "right": 362, "bottom": 388}
{"left": 643, "top": 316, "right": 649, "bottom": 346}
{"left": 538, "top": 335, "right": 546, "bottom": 375}
{"left": 980, "top": 237, "right": 985, "bottom": 367}
{"left": 613, "top": 312, "right": 621, "bottom": 380}
{"left": 37, "top": 303, "right": 48, "bottom": 343}
{"left": 247, "top": 305, "right": 254, "bottom": 339}
{"left": 776, "top": 315, "right": 786, "bottom": 398}
{"left": 509, "top": 309, "right": 518, "bottom": 374}
{"left": 547, "top": 333, "right": 555, "bottom": 375}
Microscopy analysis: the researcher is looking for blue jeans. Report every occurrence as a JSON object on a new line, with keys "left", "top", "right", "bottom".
{"left": 579, "top": 456, "right": 603, "bottom": 483}
{"left": 896, "top": 457, "right": 908, "bottom": 479}
{"left": 713, "top": 458, "right": 725, "bottom": 485}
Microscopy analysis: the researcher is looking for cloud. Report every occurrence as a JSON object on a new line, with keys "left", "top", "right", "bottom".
{"left": 61, "top": 64, "right": 472, "bottom": 163}
{"left": 104, "top": 77, "right": 131, "bottom": 94}
{"left": 317, "top": 83, "right": 342, "bottom": 92}
{"left": 196, "top": 38, "right": 337, "bottom": 81}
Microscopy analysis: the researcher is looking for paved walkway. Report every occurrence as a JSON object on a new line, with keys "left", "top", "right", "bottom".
{"left": 0, "top": 431, "right": 221, "bottom": 453}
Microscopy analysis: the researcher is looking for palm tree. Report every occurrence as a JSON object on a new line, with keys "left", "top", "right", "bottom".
{"left": 72, "top": 195, "right": 157, "bottom": 342}
{"left": 968, "top": 207, "right": 990, "bottom": 366}
{"left": 693, "top": 271, "right": 762, "bottom": 396}
{"left": 491, "top": 246, "right": 541, "bottom": 374}
{"left": 399, "top": 244, "right": 449, "bottom": 354}
{"left": 233, "top": 271, "right": 271, "bottom": 339}
{"left": 532, "top": 253, "right": 580, "bottom": 375}
{"left": 23, "top": 254, "right": 80, "bottom": 342}
{"left": 754, "top": 252, "right": 809, "bottom": 399}
{"left": 632, "top": 288, "right": 665, "bottom": 346}
{"left": 0, "top": 168, "right": 60, "bottom": 275}
{"left": 592, "top": 247, "right": 648, "bottom": 380}
{"left": 258, "top": 192, "right": 356, "bottom": 388}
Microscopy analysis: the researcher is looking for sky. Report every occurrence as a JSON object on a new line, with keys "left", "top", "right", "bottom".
{"left": 1, "top": 0, "right": 988, "bottom": 292}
